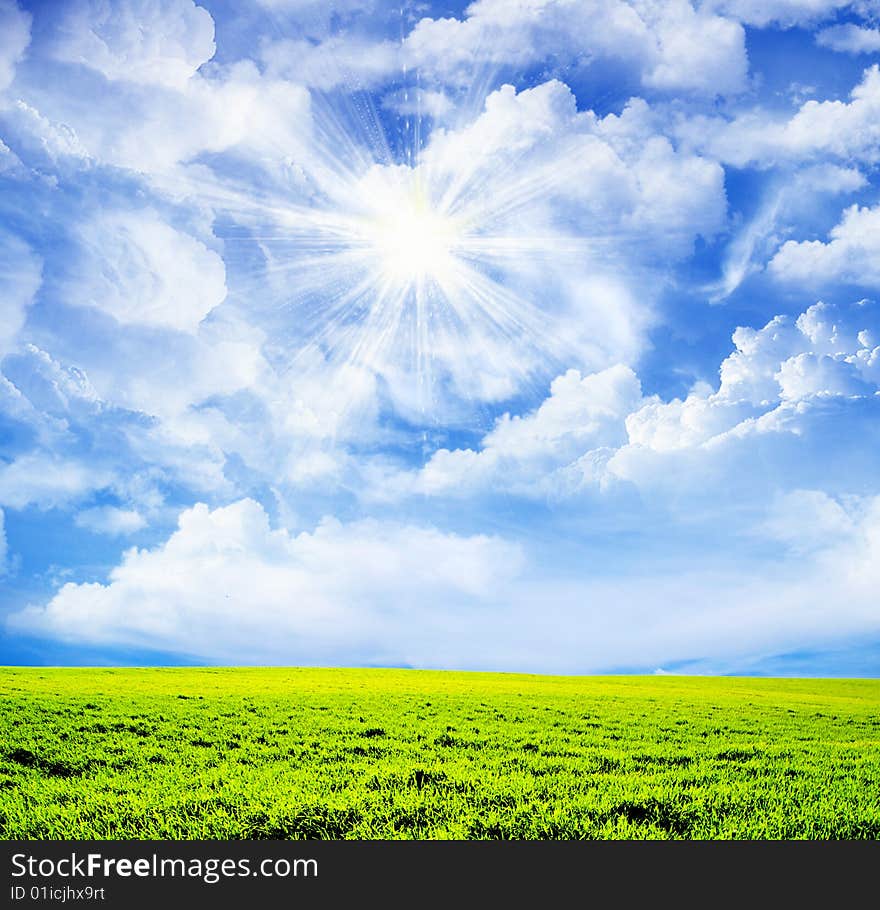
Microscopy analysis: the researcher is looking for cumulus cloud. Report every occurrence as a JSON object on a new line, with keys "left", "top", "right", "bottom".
{"left": 66, "top": 210, "right": 227, "bottom": 332}
{"left": 10, "top": 492, "right": 880, "bottom": 672}
{"left": 385, "top": 365, "right": 641, "bottom": 499}
{"left": 0, "top": 305, "right": 366, "bottom": 522}
{"left": 421, "top": 85, "right": 726, "bottom": 255}
{"left": 404, "top": 0, "right": 748, "bottom": 97}
{"left": 682, "top": 65, "right": 880, "bottom": 168}
{"left": 105, "top": 62, "right": 311, "bottom": 178}
{"left": 640, "top": 0, "right": 747, "bottom": 95}
{"left": 2, "top": 344, "right": 102, "bottom": 420}
{"left": 619, "top": 301, "right": 877, "bottom": 430}
{"left": 52, "top": 0, "right": 215, "bottom": 88}
{"left": 2, "top": 50, "right": 312, "bottom": 182}
{"left": 0, "top": 0, "right": 30, "bottom": 93}
{"left": 816, "top": 23, "right": 880, "bottom": 54}
{"left": 605, "top": 301, "right": 880, "bottom": 499}
{"left": 11, "top": 499, "right": 525, "bottom": 662}
{"left": 261, "top": 0, "right": 751, "bottom": 99}
{"left": 769, "top": 204, "right": 880, "bottom": 288}
{"left": 385, "top": 300, "right": 880, "bottom": 502}
{"left": 709, "top": 163, "right": 867, "bottom": 301}
{"left": 0, "top": 100, "right": 90, "bottom": 167}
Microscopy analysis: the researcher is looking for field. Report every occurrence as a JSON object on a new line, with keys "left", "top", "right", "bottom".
{"left": 1, "top": 668, "right": 878, "bottom": 839}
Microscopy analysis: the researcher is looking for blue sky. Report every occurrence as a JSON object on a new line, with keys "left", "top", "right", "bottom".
{"left": 1, "top": 0, "right": 880, "bottom": 674}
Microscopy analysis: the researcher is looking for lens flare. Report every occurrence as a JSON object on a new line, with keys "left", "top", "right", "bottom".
{"left": 205, "top": 87, "right": 595, "bottom": 420}
{"left": 356, "top": 179, "right": 463, "bottom": 287}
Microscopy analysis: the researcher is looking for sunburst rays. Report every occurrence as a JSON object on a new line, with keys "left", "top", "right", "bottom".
{"left": 206, "top": 82, "right": 595, "bottom": 427}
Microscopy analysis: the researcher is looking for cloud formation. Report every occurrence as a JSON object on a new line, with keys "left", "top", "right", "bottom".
{"left": 386, "top": 299, "right": 880, "bottom": 502}
{"left": 681, "top": 65, "right": 880, "bottom": 168}
{"left": 12, "top": 499, "right": 524, "bottom": 663}
{"left": 405, "top": 0, "right": 749, "bottom": 97}
{"left": 816, "top": 23, "right": 880, "bottom": 54}
{"left": 10, "top": 491, "right": 880, "bottom": 672}
{"left": 2, "top": 0, "right": 880, "bottom": 673}
{"left": 67, "top": 209, "right": 227, "bottom": 332}
{"left": 769, "top": 204, "right": 880, "bottom": 288}
{"left": 51, "top": 0, "right": 215, "bottom": 88}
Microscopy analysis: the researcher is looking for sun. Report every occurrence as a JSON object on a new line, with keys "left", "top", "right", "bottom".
{"left": 219, "top": 113, "right": 577, "bottom": 412}
{"left": 366, "top": 198, "right": 459, "bottom": 286}
{"left": 351, "top": 171, "right": 465, "bottom": 289}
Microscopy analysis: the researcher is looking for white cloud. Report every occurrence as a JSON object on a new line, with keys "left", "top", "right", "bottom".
{"left": 0, "top": 339, "right": 244, "bottom": 513}
{"left": 11, "top": 499, "right": 525, "bottom": 662}
{"left": 620, "top": 300, "right": 879, "bottom": 441}
{"left": 422, "top": 83, "right": 726, "bottom": 256}
{"left": 706, "top": 0, "right": 862, "bottom": 27}
{"left": 769, "top": 203, "right": 880, "bottom": 288}
{"left": 67, "top": 209, "right": 227, "bottom": 332}
{"left": 774, "top": 351, "right": 869, "bottom": 399}
{"left": 1, "top": 100, "right": 90, "bottom": 166}
{"left": 99, "top": 62, "right": 312, "bottom": 178}
{"left": 74, "top": 506, "right": 147, "bottom": 536}
{"left": 404, "top": 0, "right": 748, "bottom": 97}
{"left": 640, "top": 0, "right": 748, "bottom": 95}
{"left": 52, "top": 0, "right": 215, "bottom": 88}
{"left": 385, "top": 300, "right": 880, "bottom": 501}
{"left": 0, "top": 138, "right": 25, "bottom": 175}
{"left": 5, "top": 54, "right": 312, "bottom": 182}
{"left": 0, "top": 231, "right": 41, "bottom": 355}
{"left": 0, "top": 310, "right": 364, "bottom": 515}
{"left": 711, "top": 161, "right": 867, "bottom": 301}
{"left": 625, "top": 495, "right": 880, "bottom": 666}
{"left": 0, "top": 453, "right": 111, "bottom": 510}
{"left": 2, "top": 344, "right": 102, "bottom": 420}
{"left": 389, "top": 365, "right": 641, "bottom": 498}
{"left": 687, "top": 65, "right": 880, "bottom": 167}
{"left": 0, "top": 0, "right": 30, "bottom": 93}
{"left": 605, "top": 301, "right": 880, "bottom": 497}
{"left": 10, "top": 493, "right": 880, "bottom": 672}
{"left": 817, "top": 23, "right": 880, "bottom": 54}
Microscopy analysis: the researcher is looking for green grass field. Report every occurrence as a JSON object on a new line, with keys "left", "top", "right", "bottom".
{"left": 1, "top": 668, "right": 878, "bottom": 839}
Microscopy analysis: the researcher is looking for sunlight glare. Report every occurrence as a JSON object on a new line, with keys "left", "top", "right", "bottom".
{"left": 355, "top": 177, "right": 463, "bottom": 288}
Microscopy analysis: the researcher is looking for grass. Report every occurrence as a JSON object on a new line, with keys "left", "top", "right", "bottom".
{"left": 1, "top": 667, "right": 878, "bottom": 839}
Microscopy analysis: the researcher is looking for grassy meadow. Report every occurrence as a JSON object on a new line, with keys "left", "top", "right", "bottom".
{"left": 1, "top": 667, "right": 878, "bottom": 839}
